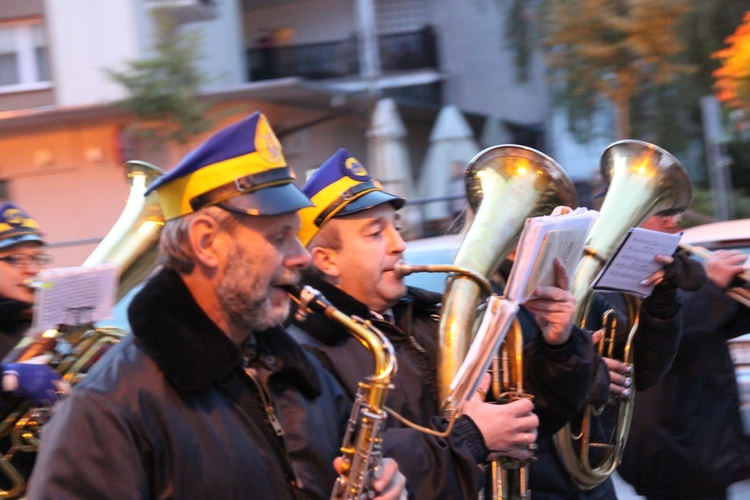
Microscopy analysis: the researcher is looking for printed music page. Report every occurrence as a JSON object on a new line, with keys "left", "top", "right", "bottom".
{"left": 505, "top": 207, "right": 599, "bottom": 302}
{"left": 591, "top": 227, "right": 682, "bottom": 297}
{"left": 31, "top": 263, "right": 120, "bottom": 332}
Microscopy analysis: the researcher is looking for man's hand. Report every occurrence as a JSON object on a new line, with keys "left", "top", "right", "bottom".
{"left": 705, "top": 249, "right": 747, "bottom": 289}
{"left": 640, "top": 253, "right": 707, "bottom": 291}
{"left": 333, "top": 457, "right": 407, "bottom": 500}
{"left": 522, "top": 258, "right": 576, "bottom": 345}
{"left": 462, "top": 375, "right": 539, "bottom": 461}
{"left": 591, "top": 329, "right": 634, "bottom": 399}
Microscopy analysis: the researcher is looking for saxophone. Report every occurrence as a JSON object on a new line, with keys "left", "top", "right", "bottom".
{"left": 286, "top": 285, "right": 397, "bottom": 500}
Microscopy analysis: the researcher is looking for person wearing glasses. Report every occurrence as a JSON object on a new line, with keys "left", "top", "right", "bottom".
{"left": 0, "top": 202, "right": 62, "bottom": 408}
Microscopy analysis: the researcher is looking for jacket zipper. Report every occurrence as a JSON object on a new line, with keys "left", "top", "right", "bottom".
{"left": 243, "top": 369, "right": 302, "bottom": 495}
{"left": 245, "top": 368, "right": 285, "bottom": 437}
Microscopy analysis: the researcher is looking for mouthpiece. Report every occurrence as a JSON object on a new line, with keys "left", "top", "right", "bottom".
{"left": 282, "top": 284, "right": 334, "bottom": 322}
{"left": 393, "top": 260, "right": 414, "bottom": 278}
{"left": 23, "top": 279, "right": 42, "bottom": 290}
{"left": 280, "top": 284, "right": 302, "bottom": 298}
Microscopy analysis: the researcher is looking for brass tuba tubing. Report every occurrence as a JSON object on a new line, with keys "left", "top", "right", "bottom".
{"left": 393, "top": 261, "right": 494, "bottom": 296}
{"left": 678, "top": 243, "right": 750, "bottom": 308}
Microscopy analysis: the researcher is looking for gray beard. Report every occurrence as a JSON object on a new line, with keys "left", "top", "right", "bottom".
{"left": 216, "top": 244, "right": 290, "bottom": 336}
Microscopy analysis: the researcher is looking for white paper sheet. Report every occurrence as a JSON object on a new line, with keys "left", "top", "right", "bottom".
{"left": 31, "top": 263, "right": 120, "bottom": 332}
{"left": 591, "top": 227, "right": 682, "bottom": 297}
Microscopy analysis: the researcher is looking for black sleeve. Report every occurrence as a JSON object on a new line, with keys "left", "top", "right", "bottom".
{"left": 522, "top": 314, "right": 597, "bottom": 436}
{"left": 630, "top": 286, "right": 682, "bottom": 390}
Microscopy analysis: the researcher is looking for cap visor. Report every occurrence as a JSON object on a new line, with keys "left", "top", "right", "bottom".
{"left": 0, "top": 234, "right": 44, "bottom": 250}
{"left": 338, "top": 190, "right": 405, "bottom": 216}
{"left": 222, "top": 183, "right": 313, "bottom": 216}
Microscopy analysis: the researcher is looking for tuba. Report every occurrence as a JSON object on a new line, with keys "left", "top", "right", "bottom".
{"left": 552, "top": 140, "right": 692, "bottom": 489}
{"left": 285, "top": 284, "right": 397, "bottom": 500}
{"left": 399, "top": 144, "right": 578, "bottom": 499}
{"left": 0, "top": 160, "right": 165, "bottom": 498}
{"left": 436, "top": 144, "right": 578, "bottom": 406}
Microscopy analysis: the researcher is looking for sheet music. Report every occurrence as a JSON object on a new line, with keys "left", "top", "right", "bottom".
{"left": 32, "top": 263, "right": 120, "bottom": 332}
{"left": 505, "top": 208, "right": 599, "bottom": 302}
{"left": 591, "top": 227, "right": 682, "bottom": 297}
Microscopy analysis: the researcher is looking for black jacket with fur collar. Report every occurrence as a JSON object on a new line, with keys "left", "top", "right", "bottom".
{"left": 28, "top": 268, "right": 350, "bottom": 499}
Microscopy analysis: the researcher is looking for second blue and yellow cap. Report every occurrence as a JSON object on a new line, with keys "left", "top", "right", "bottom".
{"left": 146, "top": 112, "right": 312, "bottom": 220}
{"left": 0, "top": 202, "right": 44, "bottom": 250}
{"left": 299, "top": 148, "right": 404, "bottom": 246}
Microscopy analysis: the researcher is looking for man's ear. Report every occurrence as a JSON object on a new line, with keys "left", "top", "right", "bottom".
{"left": 310, "top": 246, "right": 341, "bottom": 278}
{"left": 188, "top": 214, "right": 222, "bottom": 269}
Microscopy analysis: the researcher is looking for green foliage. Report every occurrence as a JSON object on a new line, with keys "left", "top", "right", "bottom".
{"left": 105, "top": 10, "right": 213, "bottom": 147}
{"left": 689, "top": 184, "right": 750, "bottom": 223}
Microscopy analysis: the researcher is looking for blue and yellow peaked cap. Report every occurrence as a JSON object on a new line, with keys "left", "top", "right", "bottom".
{"left": 0, "top": 202, "right": 44, "bottom": 250}
{"left": 298, "top": 148, "right": 404, "bottom": 246}
{"left": 145, "top": 112, "right": 312, "bottom": 220}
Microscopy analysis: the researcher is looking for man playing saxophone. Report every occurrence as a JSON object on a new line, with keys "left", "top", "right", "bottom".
{"left": 26, "top": 113, "right": 406, "bottom": 499}
{"left": 288, "top": 148, "right": 594, "bottom": 498}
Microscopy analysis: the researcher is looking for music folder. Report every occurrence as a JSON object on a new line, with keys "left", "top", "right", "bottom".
{"left": 505, "top": 208, "right": 599, "bottom": 302}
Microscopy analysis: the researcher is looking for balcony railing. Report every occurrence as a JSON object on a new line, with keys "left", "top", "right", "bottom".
{"left": 247, "top": 26, "right": 438, "bottom": 82}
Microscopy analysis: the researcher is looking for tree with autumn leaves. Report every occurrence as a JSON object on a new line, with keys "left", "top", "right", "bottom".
{"left": 713, "top": 10, "right": 750, "bottom": 125}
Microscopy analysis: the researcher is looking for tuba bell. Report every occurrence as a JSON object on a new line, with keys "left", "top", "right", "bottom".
{"left": 552, "top": 139, "right": 693, "bottom": 489}
{"left": 0, "top": 160, "right": 165, "bottom": 499}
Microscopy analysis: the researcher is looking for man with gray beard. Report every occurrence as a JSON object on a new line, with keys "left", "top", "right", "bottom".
{"left": 26, "top": 112, "right": 406, "bottom": 499}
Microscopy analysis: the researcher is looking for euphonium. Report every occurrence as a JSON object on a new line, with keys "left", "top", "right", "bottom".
{"left": 399, "top": 145, "right": 578, "bottom": 499}
{"left": 0, "top": 160, "right": 165, "bottom": 499}
{"left": 286, "top": 284, "right": 397, "bottom": 500}
{"left": 436, "top": 144, "right": 577, "bottom": 406}
{"left": 553, "top": 140, "right": 693, "bottom": 489}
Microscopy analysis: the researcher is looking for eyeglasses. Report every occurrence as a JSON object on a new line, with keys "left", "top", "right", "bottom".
{"left": 0, "top": 253, "right": 52, "bottom": 268}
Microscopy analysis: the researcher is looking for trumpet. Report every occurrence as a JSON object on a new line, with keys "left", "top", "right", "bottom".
{"left": 678, "top": 243, "right": 750, "bottom": 308}
{"left": 285, "top": 284, "right": 397, "bottom": 500}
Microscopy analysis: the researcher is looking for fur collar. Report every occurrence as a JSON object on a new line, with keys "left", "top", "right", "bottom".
{"left": 128, "top": 268, "right": 321, "bottom": 397}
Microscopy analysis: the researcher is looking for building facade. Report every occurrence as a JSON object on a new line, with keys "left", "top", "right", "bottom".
{"left": 0, "top": 0, "right": 556, "bottom": 265}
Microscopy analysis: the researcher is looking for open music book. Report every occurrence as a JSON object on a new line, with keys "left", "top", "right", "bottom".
{"left": 591, "top": 227, "right": 682, "bottom": 297}
{"left": 505, "top": 208, "right": 599, "bottom": 302}
{"left": 32, "top": 263, "right": 120, "bottom": 332}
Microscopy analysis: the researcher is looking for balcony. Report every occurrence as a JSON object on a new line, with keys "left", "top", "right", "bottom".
{"left": 247, "top": 26, "right": 439, "bottom": 82}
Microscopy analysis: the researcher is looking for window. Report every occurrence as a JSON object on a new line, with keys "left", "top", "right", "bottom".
{"left": 0, "top": 21, "right": 51, "bottom": 91}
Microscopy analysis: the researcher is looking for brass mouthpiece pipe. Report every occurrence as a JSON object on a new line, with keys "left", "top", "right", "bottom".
{"left": 393, "top": 260, "right": 494, "bottom": 296}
